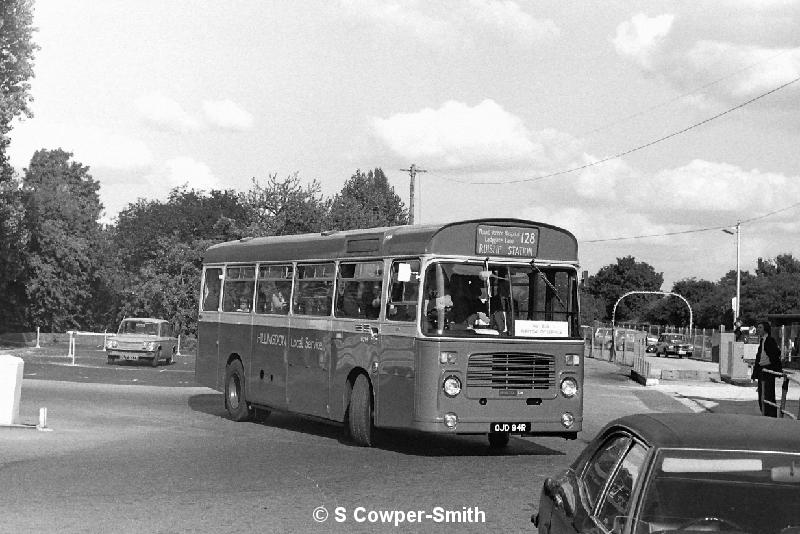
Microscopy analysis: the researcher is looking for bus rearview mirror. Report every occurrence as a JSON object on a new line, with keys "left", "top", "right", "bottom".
{"left": 398, "top": 263, "right": 412, "bottom": 282}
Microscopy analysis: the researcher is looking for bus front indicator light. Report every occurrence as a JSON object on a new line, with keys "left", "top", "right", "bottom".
{"left": 561, "top": 412, "right": 575, "bottom": 429}
{"left": 444, "top": 412, "right": 458, "bottom": 429}
{"left": 439, "top": 351, "right": 457, "bottom": 364}
{"left": 565, "top": 353, "right": 580, "bottom": 366}
{"left": 560, "top": 377, "right": 578, "bottom": 398}
{"left": 443, "top": 375, "right": 462, "bottom": 397}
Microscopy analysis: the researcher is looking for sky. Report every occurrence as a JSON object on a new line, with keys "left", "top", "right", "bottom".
{"left": 7, "top": 0, "right": 800, "bottom": 292}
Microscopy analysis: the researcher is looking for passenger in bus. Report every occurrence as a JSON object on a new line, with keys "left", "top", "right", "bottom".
{"left": 271, "top": 290, "right": 287, "bottom": 313}
{"left": 361, "top": 282, "right": 381, "bottom": 319}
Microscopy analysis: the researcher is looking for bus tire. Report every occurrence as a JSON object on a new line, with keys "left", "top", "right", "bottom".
{"left": 348, "top": 374, "right": 373, "bottom": 447}
{"left": 488, "top": 432, "right": 510, "bottom": 449}
{"left": 151, "top": 350, "right": 160, "bottom": 367}
{"left": 225, "top": 360, "right": 253, "bottom": 422}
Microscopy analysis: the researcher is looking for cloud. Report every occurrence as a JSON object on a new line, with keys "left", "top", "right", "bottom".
{"left": 135, "top": 94, "right": 201, "bottom": 133}
{"left": 202, "top": 99, "right": 254, "bottom": 131}
{"left": 372, "top": 99, "right": 577, "bottom": 171}
{"left": 334, "top": 0, "right": 558, "bottom": 49}
{"left": 612, "top": 13, "right": 675, "bottom": 71}
{"left": 647, "top": 159, "right": 798, "bottom": 212}
{"left": 613, "top": 7, "right": 800, "bottom": 104}
{"left": 144, "top": 157, "right": 220, "bottom": 195}
{"left": 8, "top": 121, "right": 153, "bottom": 171}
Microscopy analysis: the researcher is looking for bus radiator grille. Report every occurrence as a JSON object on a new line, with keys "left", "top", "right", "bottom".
{"left": 466, "top": 353, "right": 555, "bottom": 391}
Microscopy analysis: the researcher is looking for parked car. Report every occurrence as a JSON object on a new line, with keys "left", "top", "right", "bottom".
{"left": 645, "top": 332, "right": 658, "bottom": 352}
{"left": 532, "top": 413, "right": 800, "bottom": 534}
{"left": 654, "top": 333, "right": 693, "bottom": 358}
{"left": 105, "top": 318, "right": 178, "bottom": 367}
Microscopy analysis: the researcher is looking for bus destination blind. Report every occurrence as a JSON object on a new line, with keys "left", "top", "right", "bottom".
{"left": 476, "top": 225, "right": 539, "bottom": 257}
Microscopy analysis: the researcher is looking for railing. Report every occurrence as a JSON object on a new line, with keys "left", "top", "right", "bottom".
{"left": 760, "top": 368, "right": 799, "bottom": 420}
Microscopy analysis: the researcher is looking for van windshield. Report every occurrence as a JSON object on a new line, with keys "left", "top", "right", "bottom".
{"left": 421, "top": 261, "right": 579, "bottom": 338}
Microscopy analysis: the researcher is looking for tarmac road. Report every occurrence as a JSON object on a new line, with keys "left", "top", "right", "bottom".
{"left": 1, "top": 350, "right": 794, "bottom": 533}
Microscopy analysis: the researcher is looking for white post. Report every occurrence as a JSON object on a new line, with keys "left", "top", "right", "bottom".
{"left": 176, "top": 334, "right": 182, "bottom": 357}
{"left": 35, "top": 326, "right": 41, "bottom": 349}
{"left": 68, "top": 331, "right": 76, "bottom": 365}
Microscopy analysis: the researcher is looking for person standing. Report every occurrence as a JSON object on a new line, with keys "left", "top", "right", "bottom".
{"left": 751, "top": 321, "right": 783, "bottom": 417}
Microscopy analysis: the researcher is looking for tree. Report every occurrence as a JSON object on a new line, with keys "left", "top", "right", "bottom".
{"left": 326, "top": 168, "right": 408, "bottom": 230}
{"left": 21, "top": 149, "right": 104, "bottom": 331}
{"left": 0, "top": 172, "right": 29, "bottom": 331}
{"left": 114, "top": 187, "right": 248, "bottom": 272}
{"left": 584, "top": 256, "right": 663, "bottom": 321}
{"left": 644, "top": 278, "right": 725, "bottom": 329}
{"left": 0, "top": 0, "right": 38, "bottom": 181}
{"left": 110, "top": 186, "right": 249, "bottom": 334}
{"left": 243, "top": 173, "right": 328, "bottom": 236}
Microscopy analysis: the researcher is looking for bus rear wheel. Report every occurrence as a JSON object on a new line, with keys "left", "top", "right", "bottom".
{"left": 348, "top": 374, "right": 373, "bottom": 447}
{"left": 225, "top": 360, "right": 253, "bottom": 422}
{"left": 488, "top": 431, "right": 510, "bottom": 449}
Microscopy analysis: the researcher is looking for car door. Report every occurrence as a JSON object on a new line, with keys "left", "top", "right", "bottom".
{"left": 591, "top": 441, "right": 648, "bottom": 533}
{"left": 539, "top": 434, "right": 631, "bottom": 533}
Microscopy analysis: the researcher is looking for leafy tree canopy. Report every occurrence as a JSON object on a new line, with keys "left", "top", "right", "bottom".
{"left": 0, "top": 0, "right": 38, "bottom": 179}
{"left": 584, "top": 256, "right": 663, "bottom": 321}
{"left": 326, "top": 168, "right": 408, "bottom": 230}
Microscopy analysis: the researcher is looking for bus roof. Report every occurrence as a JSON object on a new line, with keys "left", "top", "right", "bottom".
{"left": 203, "top": 218, "right": 578, "bottom": 264}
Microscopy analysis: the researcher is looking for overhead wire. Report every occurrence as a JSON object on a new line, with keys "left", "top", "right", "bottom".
{"left": 580, "top": 200, "right": 800, "bottom": 244}
{"left": 435, "top": 74, "right": 800, "bottom": 186}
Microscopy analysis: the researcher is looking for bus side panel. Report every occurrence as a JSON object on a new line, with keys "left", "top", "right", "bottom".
{"left": 249, "top": 316, "right": 289, "bottom": 410}
{"left": 196, "top": 313, "right": 222, "bottom": 391}
{"left": 374, "top": 324, "right": 416, "bottom": 428}
{"left": 329, "top": 319, "right": 377, "bottom": 422}
{"left": 218, "top": 314, "right": 253, "bottom": 391}
{"left": 286, "top": 317, "right": 331, "bottom": 418}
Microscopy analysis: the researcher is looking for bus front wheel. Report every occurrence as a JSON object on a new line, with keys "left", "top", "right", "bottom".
{"left": 348, "top": 374, "right": 373, "bottom": 447}
{"left": 225, "top": 360, "right": 253, "bottom": 422}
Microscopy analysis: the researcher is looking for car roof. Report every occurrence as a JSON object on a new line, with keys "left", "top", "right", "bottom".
{"left": 121, "top": 318, "right": 165, "bottom": 324}
{"left": 601, "top": 413, "right": 800, "bottom": 452}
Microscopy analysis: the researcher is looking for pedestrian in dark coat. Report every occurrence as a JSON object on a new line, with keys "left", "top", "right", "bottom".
{"left": 751, "top": 321, "right": 783, "bottom": 417}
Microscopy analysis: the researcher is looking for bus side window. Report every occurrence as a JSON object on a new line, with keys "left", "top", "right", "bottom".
{"left": 335, "top": 261, "right": 383, "bottom": 320}
{"left": 202, "top": 267, "right": 223, "bottom": 311}
{"left": 222, "top": 265, "right": 256, "bottom": 313}
{"left": 255, "top": 264, "right": 292, "bottom": 315}
{"left": 387, "top": 259, "right": 420, "bottom": 322}
{"left": 294, "top": 263, "right": 334, "bottom": 316}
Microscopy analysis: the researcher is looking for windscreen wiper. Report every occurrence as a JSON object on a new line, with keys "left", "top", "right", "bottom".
{"left": 530, "top": 261, "right": 567, "bottom": 310}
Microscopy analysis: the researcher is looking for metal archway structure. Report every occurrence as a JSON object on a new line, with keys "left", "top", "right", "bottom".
{"left": 611, "top": 290, "right": 692, "bottom": 332}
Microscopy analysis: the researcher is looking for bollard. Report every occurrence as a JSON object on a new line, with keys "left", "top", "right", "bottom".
{"left": 0, "top": 354, "right": 24, "bottom": 425}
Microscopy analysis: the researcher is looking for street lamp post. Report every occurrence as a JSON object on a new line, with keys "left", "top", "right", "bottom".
{"left": 722, "top": 221, "right": 741, "bottom": 320}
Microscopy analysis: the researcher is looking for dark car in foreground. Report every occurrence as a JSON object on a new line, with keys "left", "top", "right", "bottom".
{"left": 105, "top": 318, "right": 178, "bottom": 367}
{"left": 532, "top": 413, "right": 800, "bottom": 534}
{"left": 654, "top": 333, "right": 693, "bottom": 358}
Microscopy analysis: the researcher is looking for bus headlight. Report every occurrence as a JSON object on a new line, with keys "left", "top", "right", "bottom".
{"left": 561, "top": 412, "right": 575, "bottom": 428}
{"left": 444, "top": 412, "right": 458, "bottom": 429}
{"left": 106, "top": 340, "right": 117, "bottom": 349}
{"left": 143, "top": 341, "right": 157, "bottom": 351}
{"left": 560, "top": 377, "right": 578, "bottom": 398}
{"left": 565, "top": 353, "right": 580, "bottom": 366}
{"left": 443, "top": 375, "right": 462, "bottom": 397}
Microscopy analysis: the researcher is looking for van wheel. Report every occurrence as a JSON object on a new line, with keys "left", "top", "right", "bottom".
{"left": 489, "top": 432, "right": 510, "bottom": 449}
{"left": 348, "top": 375, "right": 373, "bottom": 447}
{"left": 151, "top": 350, "right": 160, "bottom": 367}
{"left": 225, "top": 360, "right": 253, "bottom": 421}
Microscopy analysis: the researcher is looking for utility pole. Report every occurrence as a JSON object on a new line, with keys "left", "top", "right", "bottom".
{"left": 400, "top": 164, "right": 426, "bottom": 225}
{"left": 723, "top": 221, "right": 742, "bottom": 320}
